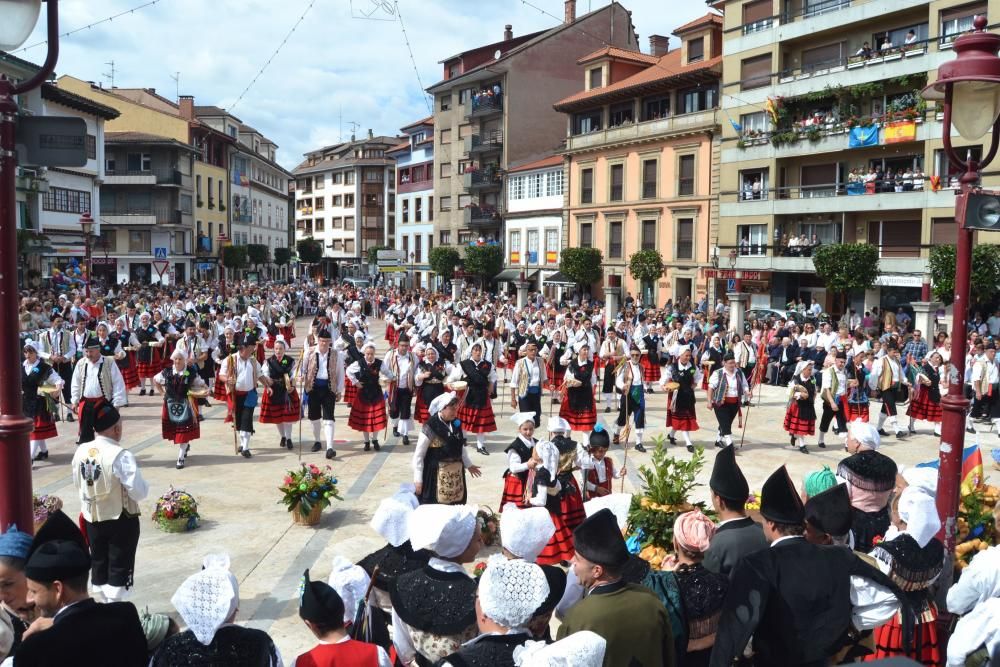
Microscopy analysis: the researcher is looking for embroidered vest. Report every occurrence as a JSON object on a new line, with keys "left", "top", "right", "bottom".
{"left": 74, "top": 358, "right": 114, "bottom": 402}
{"left": 305, "top": 350, "right": 338, "bottom": 392}
{"left": 71, "top": 439, "right": 140, "bottom": 522}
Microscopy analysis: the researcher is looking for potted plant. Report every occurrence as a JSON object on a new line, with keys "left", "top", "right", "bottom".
{"left": 736, "top": 138, "right": 747, "bottom": 150}
{"left": 152, "top": 487, "right": 200, "bottom": 533}
{"left": 806, "top": 127, "right": 822, "bottom": 142}
{"left": 33, "top": 494, "right": 63, "bottom": 534}
{"left": 279, "top": 463, "right": 342, "bottom": 526}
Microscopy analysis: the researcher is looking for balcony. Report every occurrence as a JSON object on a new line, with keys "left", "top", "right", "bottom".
{"left": 720, "top": 181, "right": 957, "bottom": 217}
{"left": 467, "top": 93, "right": 503, "bottom": 119}
{"left": 463, "top": 206, "right": 502, "bottom": 228}
{"left": 778, "top": 39, "right": 931, "bottom": 88}
{"left": 779, "top": 0, "right": 929, "bottom": 33}
{"left": 466, "top": 130, "right": 503, "bottom": 155}
{"left": 566, "top": 110, "right": 718, "bottom": 152}
{"left": 104, "top": 167, "right": 182, "bottom": 186}
{"left": 728, "top": 243, "right": 928, "bottom": 275}
{"left": 463, "top": 168, "right": 502, "bottom": 192}
{"left": 298, "top": 206, "right": 313, "bottom": 216}
{"left": 100, "top": 207, "right": 181, "bottom": 225}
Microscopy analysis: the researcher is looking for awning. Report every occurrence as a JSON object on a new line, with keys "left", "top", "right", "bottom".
{"left": 494, "top": 268, "right": 539, "bottom": 282}
{"left": 543, "top": 271, "right": 576, "bottom": 286}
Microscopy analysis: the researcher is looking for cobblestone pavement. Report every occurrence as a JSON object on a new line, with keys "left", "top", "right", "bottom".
{"left": 29, "top": 315, "right": 982, "bottom": 660}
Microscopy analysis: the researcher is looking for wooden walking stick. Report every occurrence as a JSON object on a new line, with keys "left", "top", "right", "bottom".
{"left": 228, "top": 354, "right": 238, "bottom": 455}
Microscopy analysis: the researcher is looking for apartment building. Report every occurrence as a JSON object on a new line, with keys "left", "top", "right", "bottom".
{"left": 715, "top": 0, "right": 998, "bottom": 314}
{"left": 292, "top": 132, "right": 399, "bottom": 280}
{"left": 556, "top": 18, "right": 722, "bottom": 307}
{"left": 389, "top": 118, "right": 435, "bottom": 290}
{"left": 427, "top": 0, "right": 639, "bottom": 252}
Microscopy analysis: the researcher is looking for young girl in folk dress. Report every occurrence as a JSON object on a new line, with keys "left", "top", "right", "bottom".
{"left": 111, "top": 320, "right": 140, "bottom": 393}
{"left": 450, "top": 343, "right": 497, "bottom": 455}
{"left": 22, "top": 340, "right": 63, "bottom": 463}
{"left": 134, "top": 313, "right": 164, "bottom": 396}
{"left": 260, "top": 339, "right": 301, "bottom": 449}
{"left": 559, "top": 342, "right": 597, "bottom": 439}
{"left": 212, "top": 326, "right": 238, "bottom": 403}
{"left": 845, "top": 350, "right": 871, "bottom": 422}
{"left": 784, "top": 360, "right": 817, "bottom": 455}
{"left": 907, "top": 351, "right": 943, "bottom": 437}
{"left": 501, "top": 412, "right": 538, "bottom": 510}
{"left": 534, "top": 417, "right": 588, "bottom": 565}
{"left": 663, "top": 347, "right": 703, "bottom": 453}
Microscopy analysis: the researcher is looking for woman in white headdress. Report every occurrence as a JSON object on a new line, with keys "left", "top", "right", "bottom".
{"left": 153, "top": 349, "right": 208, "bottom": 469}
{"left": 346, "top": 341, "right": 395, "bottom": 452}
{"left": 783, "top": 359, "right": 817, "bottom": 454}
{"left": 21, "top": 339, "right": 64, "bottom": 463}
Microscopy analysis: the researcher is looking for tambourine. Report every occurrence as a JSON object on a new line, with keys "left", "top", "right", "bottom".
{"left": 446, "top": 381, "right": 468, "bottom": 392}
{"left": 37, "top": 384, "right": 61, "bottom": 397}
{"left": 664, "top": 381, "right": 680, "bottom": 391}
{"left": 148, "top": 341, "right": 163, "bottom": 348}
{"left": 188, "top": 388, "right": 210, "bottom": 398}
{"left": 701, "top": 360, "right": 716, "bottom": 367}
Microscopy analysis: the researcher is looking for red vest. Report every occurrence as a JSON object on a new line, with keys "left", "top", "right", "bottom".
{"left": 587, "top": 458, "right": 613, "bottom": 494}
{"left": 295, "top": 639, "right": 380, "bottom": 667}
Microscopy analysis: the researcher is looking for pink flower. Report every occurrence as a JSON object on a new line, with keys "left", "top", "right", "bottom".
{"left": 283, "top": 476, "right": 293, "bottom": 485}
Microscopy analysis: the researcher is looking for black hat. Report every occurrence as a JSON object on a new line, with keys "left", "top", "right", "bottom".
{"left": 238, "top": 333, "right": 258, "bottom": 347}
{"left": 573, "top": 508, "right": 629, "bottom": 569}
{"left": 84, "top": 336, "right": 101, "bottom": 350}
{"left": 637, "top": 313, "right": 646, "bottom": 322}
{"left": 760, "top": 466, "right": 805, "bottom": 525}
{"left": 93, "top": 403, "right": 121, "bottom": 432}
{"left": 804, "top": 483, "right": 852, "bottom": 537}
{"left": 710, "top": 445, "right": 749, "bottom": 504}
{"left": 723, "top": 352, "right": 735, "bottom": 362}
{"left": 183, "top": 320, "right": 196, "bottom": 329}
{"left": 298, "top": 569, "right": 345, "bottom": 626}
{"left": 886, "top": 340, "right": 899, "bottom": 351}
{"left": 535, "top": 563, "right": 568, "bottom": 616}
{"left": 588, "top": 424, "right": 610, "bottom": 450}
{"left": 835, "top": 350, "right": 847, "bottom": 360}
{"left": 317, "top": 329, "right": 332, "bottom": 340}
{"left": 24, "top": 510, "right": 90, "bottom": 583}
{"left": 127, "top": 302, "right": 136, "bottom": 309}
{"left": 484, "top": 321, "right": 495, "bottom": 332}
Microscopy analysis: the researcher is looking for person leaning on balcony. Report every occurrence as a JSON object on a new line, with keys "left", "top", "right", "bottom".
{"left": 913, "top": 167, "right": 924, "bottom": 190}
{"left": 856, "top": 42, "right": 872, "bottom": 59}
{"left": 752, "top": 177, "right": 762, "bottom": 199}
{"left": 904, "top": 29, "right": 917, "bottom": 46}
{"left": 879, "top": 34, "right": 893, "bottom": 52}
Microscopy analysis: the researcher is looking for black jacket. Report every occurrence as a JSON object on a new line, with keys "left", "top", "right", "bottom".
{"left": 16, "top": 598, "right": 147, "bottom": 667}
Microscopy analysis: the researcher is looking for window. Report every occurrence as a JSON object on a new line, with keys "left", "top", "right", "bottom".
{"left": 440, "top": 230, "right": 452, "bottom": 245}
{"left": 344, "top": 193, "right": 354, "bottom": 207}
{"left": 401, "top": 199, "right": 409, "bottom": 223}
{"left": 414, "top": 235, "right": 422, "bottom": 263}
{"left": 678, "top": 155, "right": 695, "bottom": 196}
{"left": 458, "top": 124, "right": 472, "bottom": 140}
{"left": 676, "top": 218, "right": 694, "bottom": 260}
{"left": 330, "top": 240, "right": 341, "bottom": 252}
{"left": 800, "top": 219, "right": 842, "bottom": 246}
{"left": 931, "top": 217, "right": 958, "bottom": 245}
{"left": 345, "top": 240, "right": 355, "bottom": 254}
{"left": 800, "top": 163, "right": 839, "bottom": 197}
{"left": 314, "top": 197, "right": 325, "bottom": 211}
{"left": 609, "top": 164, "right": 624, "bottom": 201}
{"left": 458, "top": 89, "right": 469, "bottom": 105}
{"left": 314, "top": 174, "right": 324, "bottom": 189}
{"left": 589, "top": 67, "right": 603, "bottom": 89}
{"left": 124, "top": 192, "right": 151, "bottom": 213}
{"left": 739, "top": 168, "right": 769, "bottom": 200}
{"left": 528, "top": 173, "right": 544, "bottom": 199}
{"left": 180, "top": 195, "right": 193, "bottom": 214}
{"left": 440, "top": 129, "right": 452, "bottom": 144}
{"left": 546, "top": 169, "right": 563, "bottom": 196}
{"left": 440, "top": 196, "right": 452, "bottom": 211}
{"left": 579, "top": 222, "right": 593, "bottom": 248}
{"left": 509, "top": 174, "right": 525, "bottom": 200}
{"left": 345, "top": 171, "right": 355, "bottom": 185}
{"left": 935, "top": 146, "right": 981, "bottom": 187}
{"left": 440, "top": 95, "right": 451, "bottom": 111}
{"left": 43, "top": 187, "right": 92, "bottom": 214}
{"left": 608, "top": 221, "right": 623, "bottom": 258}
{"left": 573, "top": 110, "right": 602, "bottom": 135}
{"left": 510, "top": 230, "right": 521, "bottom": 256}
{"left": 870, "top": 220, "right": 920, "bottom": 258}
{"left": 641, "top": 220, "right": 657, "bottom": 250}
{"left": 802, "top": 42, "right": 845, "bottom": 72}
{"left": 740, "top": 54, "right": 771, "bottom": 91}
{"left": 344, "top": 216, "right": 355, "bottom": 231}
{"left": 105, "top": 156, "right": 116, "bottom": 173}
{"left": 415, "top": 198, "right": 423, "bottom": 222}
{"left": 609, "top": 102, "right": 634, "bottom": 127}
{"left": 940, "top": 3, "right": 986, "bottom": 47}
{"left": 642, "top": 95, "right": 670, "bottom": 121}
{"left": 85, "top": 135, "right": 96, "bottom": 160}
{"left": 196, "top": 175, "right": 202, "bottom": 198}
{"left": 332, "top": 172, "right": 343, "bottom": 185}
{"left": 687, "top": 37, "right": 704, "bottom": 63}
{"left": 129, "top": 230, "right": 151, "bottom": 252}
{"left": 458, "top": 194, "right": 472, "bottom": 208}
{"left": 679, "top": 85, "right": 718, "bottom": 113}
{"left": 740, "top": 111, "right": 768, "bottom": 136}
{"left": 737, "top": 224, "right": 768, "bottom": 256}
{"left": 642, "top": 160, "right": 657, "bottom": 199}
{"left": 332, "top": 195, "right": 342, "bottom": 207}
{"left": 458, "top": 231, "right": 473, "bottom": 245}
{"left": 440, "top": 162, "right": 453, "bottom": 178}
{"left": 545, "top": 229, "right": 559, "bottom": 262}
{"left": 742, "top": 0, "right": 773, "bottom": 34}
{"left": 580, "top": 168, "right": 594, "bottom": 204}
{"left": 332, "top": 217, "right": 342, "bottom": 229}
{"left": 402, "top": 235, "right": 410, "bottom": 257}
{"left": 127, "top": 152, "right": 151, "bottom": 172}
{"left": 314, "top": 218, "right": 325, "bottom": 232}
{"left": 526, "top": 230, "right": 540, "bottom": 263}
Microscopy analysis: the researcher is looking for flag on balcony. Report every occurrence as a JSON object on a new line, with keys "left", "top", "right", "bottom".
{"left": 848, "top": 126, "right": 878, "bottom": 148}
{"left": 511, "top": 251, "right": 520, "bottom": 263}
{"left": 883, "top": 120, "right": 917, "bottom": 144}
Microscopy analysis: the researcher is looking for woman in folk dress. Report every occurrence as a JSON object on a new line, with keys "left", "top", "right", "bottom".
{"left": 663, "top": 347, "right": 703, "bottom": 452}
{"left": 414, "top": 345, "right": 453, "bottom": 424}
{"left": 907, "top": 351, "right": 943, "bottom": 436}
{"left": 558, "top": 341, "right": 597, "bottom": 438}
{"left": 845, "top": 350, "right": 871, "bottom": 422}
{"left": 784, "top": 360, "right": 817, "bottom": 454}
{"left": 346, "top": 342, "right": 395, "bottom": 452}
{"left": 22, "top": 339, "right": 63, "bottom": 463}
{"left": 449, "top": 342, "right": 497, "bottom": 455}
{"left": 134, "top": 312, "right": 164, "bottom": 395}
{"left": 211, "top": 325, "right": 238, "bottom": 402}
{"left": 153, "top": 350, "right": 208, "bottom": 469}
{"left": 260, "top": 338, "right": 301, "bottom": 449}
{"left": 111, "top": 319, "right": 140, "bottom": 393}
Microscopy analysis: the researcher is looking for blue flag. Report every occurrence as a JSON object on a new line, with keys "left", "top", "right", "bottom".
{"left": 849, "top": 126, "right": 878, "bottom": 148}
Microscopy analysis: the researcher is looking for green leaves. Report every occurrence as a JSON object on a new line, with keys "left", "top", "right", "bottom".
{"left": 247, "top": 243, "right": 269, "bottom": 267}
{"left": 463, "top": 244, "right": 503, "bottom": 282}
{"left": 560, "top": 247, "right": 603, "bottom": 286}
{"left": 221, "top": 245, "right": 248, "bottom": 270}
{"left": 811, "top": 243, "right": 880, "bottom": 293}
{"left": 429, "top": 247, "right": 461, "bottom": 279}
{"left": 296, "top": 238, "right": 323, "bottom": 264}
{"left": 628, "top": 249, "right": 665, "bottom": 283}
{"left": 929, "top": 244, "right": 1000, "bottom": 305}
{"left": 273, "top": 247, "right": 292, "bottom": 267}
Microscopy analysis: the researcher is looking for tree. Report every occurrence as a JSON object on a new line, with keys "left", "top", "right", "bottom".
{"left": 367, "top": 245, "right": 389, "bottom": 266}
{"left": 297, "top": 238, "right": 323, "bottom": 264}
{"left": 560, "top": 247, "right": 604, "bottom": 287}
{"left": 463, "top": 244, "right": 503, "bottom": 287}
{"left": 929, "top": 244, "right": 1000, "bottom": 305}
{"left": 628, "top": 249, "right": 665, "bottom": 283}
{"left": 247, "top": 243, "right": 269, "bottom": 269}
{"left": 428, "top": 246, "right": 461, "bottom": 280}
{"left": 811, "top": 243, "right": 880, "bottom": 315}
{"left": 274, "top": 247, "right": 292, "bottom": 267}
{"left": 221, "top": 245, "right": 248, "bottom": 271}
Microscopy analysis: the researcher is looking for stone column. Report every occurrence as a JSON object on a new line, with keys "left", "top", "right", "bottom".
{"left": 517, "top": 281, "right": 529, "bottom": 310}
{"left": 452, "top": 278, "right": 463, "bottom": 302}
{"left": 910, "top": 301, "right": 942, "bottom": 336}
{"left": 604, "top": 287, "right": 621, "bottom": 326}
{"left": 727, "top": 292, "right": 747, "bottom": 334}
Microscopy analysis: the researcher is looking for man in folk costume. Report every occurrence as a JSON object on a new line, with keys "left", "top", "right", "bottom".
{"left": 837, "top": 421, "right": 897, "bottom": 553}
{"left": 153, "top": 350, "right": 208, "bottom": 469}
{"left": 709, "top": 465, "right": 909, "bottom": 667}
{"left": 908, "top": 350, "right": 944, "bottom": 436}
{"left": 302, "top": 330, "right": 345, "bottom": 459}
{"left": 870, "top": 340, "right": 910, "bottom": 438}
{"left": 613, "top": 346, "right": 647, "bottom": 452}
{"left": 70, "top": 337, "right": 127, "bottom": 445}
{"left": 509, "top": 340, "right": 547, "bottom": 429}
{"left": 346, "top": 341, "right": 396, "bottom": 452}
{"left": 818, "top": 350, "right": 849, "bottom": 449}
{"left": 557, "top": 508, "right": 675, "bottom": 667}
{"left": 708, "top": 352, "right": 750, "bottom": 451}
{"left": 598, "top": 327, "right": 626, "bottom": 414}
{"left": 970, "top": 342, "right": 999, "bottom": 430}
{"left": 219, "top": 334, "right": 268, "bottom": 459}
{"left": 38, "top": 314, "right": 75, "bottom": 420}
{"left": 22, "top": 339, "right": 64, "bottom": 463}
{"left": 134, "top": 311, "right": 165, "bottom": 396}
{"left": 703, "top": 445, "right": 768, "bottom": 576}
{"left": 733, "top": 331, "right": 758, "bottom": 398}
{"left": 70, "top": 403, "right": 149, "bottom": 602}
{"left": 389, "top": 504, "right": 482, "bottom": 666}
{"left": 455, "top": 321, "right": 477, "bottom": 362}
{"left": 437, "top": 558, "right": 548, "bottom": 667}
{"left": 386, "top": 336, "right": 418, "bottom": 447}
{"left": 260, "top": 337, "right": 301, "bottom": 451}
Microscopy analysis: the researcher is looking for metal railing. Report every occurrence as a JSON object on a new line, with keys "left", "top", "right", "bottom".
{"left": 468, "top": 130, "right": 504, "bottom": 153}
{"left": 469, "top": 94, "right": 503, "bottom": 116}
{"left": 464, "top": 168, "right": 503, "bottom": 190}
{"left": 100, "top": 207, "right": 181, "bottom": 223}
{"left": 105, "top": 167, "right": 182, "bottom": 185}
{"left": 464, "top": 206, "right": 502, "bottom": 227}
{"left": 777, "top": 37, "right": 932, "bottom": 81}
{"left": 779, "top": 0, "right": 852, "bottom": 24}
{"left": 726, "top": 178, "right": 933, "bottom": 202}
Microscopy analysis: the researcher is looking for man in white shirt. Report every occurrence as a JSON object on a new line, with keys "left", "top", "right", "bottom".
{"left": 614, "top": 347, "right": 648, "bottom": 452}
{"left": 386, "top": 336, "right": 418, "bottom": 446}
{"left": 987, "top": 310, "right": 1000, "bottom": 337}
{"left": 302, "top": 330, "right": 345, "bottom": 458}
{"left": 509, "top": 341, "right": 547, "bottom": 427}
{"left": 70, "top": 337, "right": 127, "bottom": 444}
{"left": 218, "top": 335, "right": 269, "bottom": 458}
{"left": 818, "top": 351, "right": 849, "bottom": 448}
{"left": 708, "top": 353, "right": 750, "bottom": 449}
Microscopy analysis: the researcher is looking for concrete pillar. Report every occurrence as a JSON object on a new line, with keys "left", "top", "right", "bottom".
{"left": 452, "top": 279, "right": 463, "bottom": 301}
{"left": 516, "top": 281, "right": 529, "bottom": 310}
{"left": 910, "top": 301, "right": 942, "bottom": 336}
{"left": 727, "top": 292, "right": 747, "bottom": 334}
{"left": 604, "top": 287, "right": 621, "bottom": 327}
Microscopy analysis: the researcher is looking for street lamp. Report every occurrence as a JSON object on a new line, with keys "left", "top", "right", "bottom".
{"left": 79, "top": 211, "right": 94, "bottom": 298}
{"left": 728, "top": 248, "right": 742, "bottom": 293}
{"left": 217, "top": 231, "right": 229, "bottom": 301}
{"left": 0, "top": 0, "right": 58, "bottom": 534}
{"left": 920, "top": 15, "right": 1000, "bottom": 556}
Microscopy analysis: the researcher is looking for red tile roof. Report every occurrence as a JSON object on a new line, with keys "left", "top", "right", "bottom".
{"left": 386, "top": 141, "right": 412, "bottom": 154}
{"left": 577, "top": 46, "right": 660, "bottom": 66}
{"left": 673, "top": 12, "right": 723, "bottom": 34}
{"left": 508, "top": 155, "right": 564, "bottom": 173}
{"left": 400, "top": 116, "right": 434, "bottom": 131}
{"left": 554, "top": 50, "right": 721, "bottom": 110}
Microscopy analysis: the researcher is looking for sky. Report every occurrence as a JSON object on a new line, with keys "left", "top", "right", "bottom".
{"left": 16, "top": 0, "right": 711, "bottom": 171}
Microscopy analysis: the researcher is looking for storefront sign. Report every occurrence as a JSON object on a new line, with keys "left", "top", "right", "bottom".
{"left": 875, "top": 274, "right": 923, "bottom": 287}
{"left": 91, "top": 258, "right": 114, "bottom": 265}
{"left": 703, "top": 269, "right": 767, "bottom": 280}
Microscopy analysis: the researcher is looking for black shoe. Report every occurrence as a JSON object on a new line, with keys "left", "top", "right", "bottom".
{"left": 66, "top": 413, "right": 75, "bottom": 422}
{"left": 967, "top": 426, "right": 977, "bottom": 434}
{"left": 895, "top": 431, "right": 907, "bottom": 438}
{"left": 831, "top": 428, "right": 840, "bottom": 436}
{"left": 139, "top": 389, "right": 146, "bottom": 396}
{"left": 393, "top": 427, "right": 399, "bottom": 437}
{"left": 373, "top": 440, "right": 380, "bottom": 452}
{"left": 176, "top": 459, "right": 185, "bottom": 469}
{"left": 818, "top": 441, "right": 827, "bottom": 449}
{"left": 203, "top": 400, "right": 211, "bottom": 407}
{"left": 197, "top": 414, "right": 204, "bottom": 422}
{"left": 402, "top": 435, "right": 410, "bottom": 446}
{"left": 286, "top": 438, "right": 294, "bottom": 449}
{"left": 364, "top": 442, "right": 371, "bottom": 451}
{"left": 612, "top": 435, "right": 620, "bottom": 445}
{"left": 878, "top": 428, "right": 889, "bottom": 436}
{"left": 789, "top": 436, "right": 796, "bottom": 447}
{"left": 33, "top": 450, "right": 48, "bottom": 462}
{"left": 686, "top": 444, "right": 694, "bottom": 453}
{"left": 647, "top": 387, "right": 655, "bottom": 394}
{"left": 667, "top": 434, "right": 677, "bottom": 445}
{"left": 476, "top": 446, "right": 489, "bottom": 455}
{"left": 908, "top": 426, "right": 916, "bottom": 435}
{"left": 279, "top": 438, "right": 287, "bottom": 448}
{"left": 326, "top": 448, "right": 336, "bottom": 459}
{"left": 552, "top": 398, "right": 560, "bottom": 404}
{"left": 799, "top": 445, "right": 809, "bottom": 454}
{"left": 635, "top": 443, "right": 646, "bottom": 453}
{"left": 604, "top": 406, "right": 611, "bottom": 413}
{"left": 241, "top": 449, "right": 252, "bottom": 458}
{"left": 311, "top": 442, "right": 322, "bottom": 453}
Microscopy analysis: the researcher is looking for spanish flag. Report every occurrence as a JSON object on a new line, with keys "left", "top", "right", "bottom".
{"left": 915, "top": 444, "right": 984, "bottom": 495}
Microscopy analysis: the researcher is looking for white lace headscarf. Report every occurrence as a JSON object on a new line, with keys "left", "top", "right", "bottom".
{"left": 514, "top": 630, "right": 606, "bottom": 666}
{"left": 478, "top": 555, "right": 549, "bottom": 629}
{"left": 171, "top": 553, "right": 240, "bottom": 645}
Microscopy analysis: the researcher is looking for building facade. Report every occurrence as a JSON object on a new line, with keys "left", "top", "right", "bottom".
{"left": 557, "top": 18, "right": 722, "bottom": 308}
{"left": 292, "top": 132, "right": 399, "bottom": 281}
{"left": 427, "top": 0, "right": 639, "bottom": 254}
{"left": 389, "top": 118, "right": 435, "bottom": 290}
{"left": 714, "top": 0, "right": 998, "bottom": 314}
{"left": 501, "top": 156, "right": 565, "bottom": 297}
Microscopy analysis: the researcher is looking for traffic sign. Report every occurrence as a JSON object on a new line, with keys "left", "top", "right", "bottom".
{"left": 727, "top": 279, "right": 737, "bottom": 292}
{"left": 154, "top": 247, "right": 168, "bottom": 259}
{"left": 153, "top": 260, "right": 169, "bottom": 277}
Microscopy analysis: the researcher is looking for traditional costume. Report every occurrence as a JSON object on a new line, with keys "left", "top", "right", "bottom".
{"left": 510, "top": 353, "right": 547, "bottom": 428}
{"left": 134, "top": 315, "right": 164, "bottom": 394}
{"left": 614, "top": 351, "right": 646, "bottom": 450}
{"left": 219, "top": 336, "right": 264, "bottom": 458}
{"left": 211, "top": 329, "right": 237, "bottom": 402}
{"left": 412, "top": 393, "right": 474, "bottom": 506}
{"left": 664, "top": 357, "right": 702, "bottom": 451}
{"left": 21, "top": 340, "right": 62, "bottom": 462}
{"left": 535, "top": 421, "right": 588, "bottom": 566}
{"left": 38, "top": 322, "right": 74, "bottom": 411}
{"left": 559, "top": 346, "right": 597, "bottom": 434}
{"left": 708, "top": 357, "right": 749, "bottom": 450}
{"left": 414, "top": 350, "right": 451, "bottom": 424}
{"left": 598, "top": 332, "right": 626, "bottom": 413}
{"left": 501, "top": 413, "right": 536, "bottom": 510}
{"left": 302, "top": 331, "right": 345, "bottom": 458}
{"left": 908, "top": 358, "right": 943, "bottom": 434}
{"left": 702, "top": 446, "right": 767, "bottom": 577}
{"left": 871, "top": 346, "right": 909, "bottom": 438}
{"left": 386, "top": 343, "right": 418, "bottom": 446}
{"left": 0, "top": 526, "right": 33, "bottom": 660}
{"left": 817, "top": 354, "right": 849, "bottom": 449}
{"left": 346, "top": 344, "right": 394, "bottom": 451}
{"left": 837, "top": 422, "right": 897, "bottom": 553}
{"left": 259, "top": 342, "right": 301, "bottom": 450}
{"left": 783, "top": 361, "right": 817, "bottom": 453}
{"left": 671, "top": 511, "right": 729, "bottom": 667}
{"left": 70, "top": 338, "right": 127, "bottom": 444}
{"left": 846, "top": 355, "right": 871, "bottom": 422}
{"left": 111, "top": 324, "right": 140, "bottom": 391}
{"left": 453, "top": 353, "right": 498, "bottom": 454}
{"left": 153, "top": 353, "right": 207, "bottom": 468}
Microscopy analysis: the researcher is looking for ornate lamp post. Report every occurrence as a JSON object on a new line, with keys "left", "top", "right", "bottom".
{"left": 920, "top": 15, "right": 1000, "bottom": 558}
{"left": 217, "top": 231, "right": 229, "bottom": 301}
{"left": 0, "top": 0, "right": 59, "bottom": 533}
{"left": 79, "top": 211, "right": 94, "bottom": 298}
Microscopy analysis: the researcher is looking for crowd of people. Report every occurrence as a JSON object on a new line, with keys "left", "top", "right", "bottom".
{"left": 1, "top": 277, "right": 998, "bottom": 665}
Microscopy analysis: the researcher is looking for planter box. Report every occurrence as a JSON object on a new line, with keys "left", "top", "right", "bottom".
{"left": 779, "top": 76, "right": 794, "bottom": 84}
{"left": 883, "top": 53, "right": 903, "bottom": 62}
{"left": 829, "top": 65, "right": 846, "bottom": 74}
{"left": 904, "top": 47, "right": 926, "bottom": 57}
{"left": 847, "top": 61, "right": 865, "bottom": 70}
{"left": 795, "top": 73, "right": 811, "bottom": 80}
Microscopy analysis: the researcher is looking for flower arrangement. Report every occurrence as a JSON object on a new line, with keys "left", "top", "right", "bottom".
{"left": 955, "top": 483, "right": 998, "bottom": 571}
{"left": 477, "top": 506, "right": 500, "bottom": 546}
{"left": 473, "top": 561, "right": 488, "bottom": 578}
{"left": 279, "top": 463, "right": 342, "bottom": 519}
{"left": 32, "top": 494, "right": 63, "bottom": 532}
{"left": 152, "top": 487, "right": 200, "bottom": 533}
{"left": 745, "top": 491, "right": 762, "bottom": 512}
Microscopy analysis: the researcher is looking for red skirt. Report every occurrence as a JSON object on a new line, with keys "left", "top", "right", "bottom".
{"left": 867, "top": 609, "right": 941, "bottom": 667}
{"left": 137, "top": 355, "right": 160, "bottom": 379}
{"left": 120, "top": 355, "right": 140, "bottom": 390}
{"left": 908, "top": 391, "right": 942, "bottom": 422}
{"left": 385, "top": 326, "right": 395, "bottom": 343}
{"left": 279, "top": 325, "right": 295, "bottom": 344}
{"left": 844, "top": 398, "right": 870, "bottom": 422}
{"left": 160, "top": 346, "right": 172, "bottom": 371}
{"left": 667, "top": 399, "right": 699, "bottom": 432}
{"left": 500, "top": 474, "right": 528, "bottom": 509}
{"left": 560, "top": 396, "right": 596, "bottom": 432}
{"left": 161, "top": 402, "right": 200, "bottom": 444}
{"left": 265, "top": 333, "right": 276, "bottom": 350}
{"left": 537, "top": 477, "right": 585, "bottom": 565}
{"left": 640, "top": 356, "right": 659, "bottom": 382}
{"left": 414, "top": 391, "right": 430, "bottom": 423}
{"left": 255, "top": 345, "right": 265, "bottom": 365}
{"left": 783, "top": 403, "right": 815, "bottom": 436}
{"left": 348, "top": 395, "right": 388, "bottom": 433}
{"left": 213, "top": 372, "right": 229, "bottom": 401}
{"left": 457, "top": 399, "right": 497, "bottom": 434}
{"left": 260, "top": 388, "right": 301, "bottom": 424}
{"left": 343, "top": 382, "right": 358, "bottom": 405}
{"left": 550, "top": 369, "right": 566, "bottom": 390}
{"left": 31, "top": 411, "right": 58, "bottom": 440}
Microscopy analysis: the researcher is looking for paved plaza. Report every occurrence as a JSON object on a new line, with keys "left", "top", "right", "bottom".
{"left": 29, "top": 315, "right": 971, "bottom": 659}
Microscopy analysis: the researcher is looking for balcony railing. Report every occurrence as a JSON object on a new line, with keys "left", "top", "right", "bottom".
{"left": 731, "top": 179, "right": 930, "bottom": 202}
{"left": 567, "top": 110, "right": 717, "bottom": 151}
{"left": 724, "top": 242, "right": 927, "bottom": 263}
{"left": 779, "top": 0, "right": 852, "bottom": 24}
{"left": 777, "top": 39, "right": 930, "bottom": 84}
{"left": 466, "top": 130, "right": 503, "bottom": 155}
{"left": 100, "top": 207, "right": 181, "bottom": 225}
{"left": 463, "top": 168, "right": 502, "bottom": 191}
{"left": 105, "top": 167, "right": 182, "bottom": 185}
{"left": 463, "top": 206, "right": 502, "bottom": 227}
{"left": 468, "top": 94, "right": 503, "bottom": 118}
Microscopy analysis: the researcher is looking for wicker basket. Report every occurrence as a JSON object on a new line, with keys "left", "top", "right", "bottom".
{"left": 292, "top": 503, "right": 323, "bottom": 526}
{"left": 158, "top": 516, "right": 198, "bottom": 533}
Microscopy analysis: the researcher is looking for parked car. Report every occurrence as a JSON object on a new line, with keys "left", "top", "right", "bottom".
{"left": 746, "top": 307, "right": 804, "bottom": 325}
